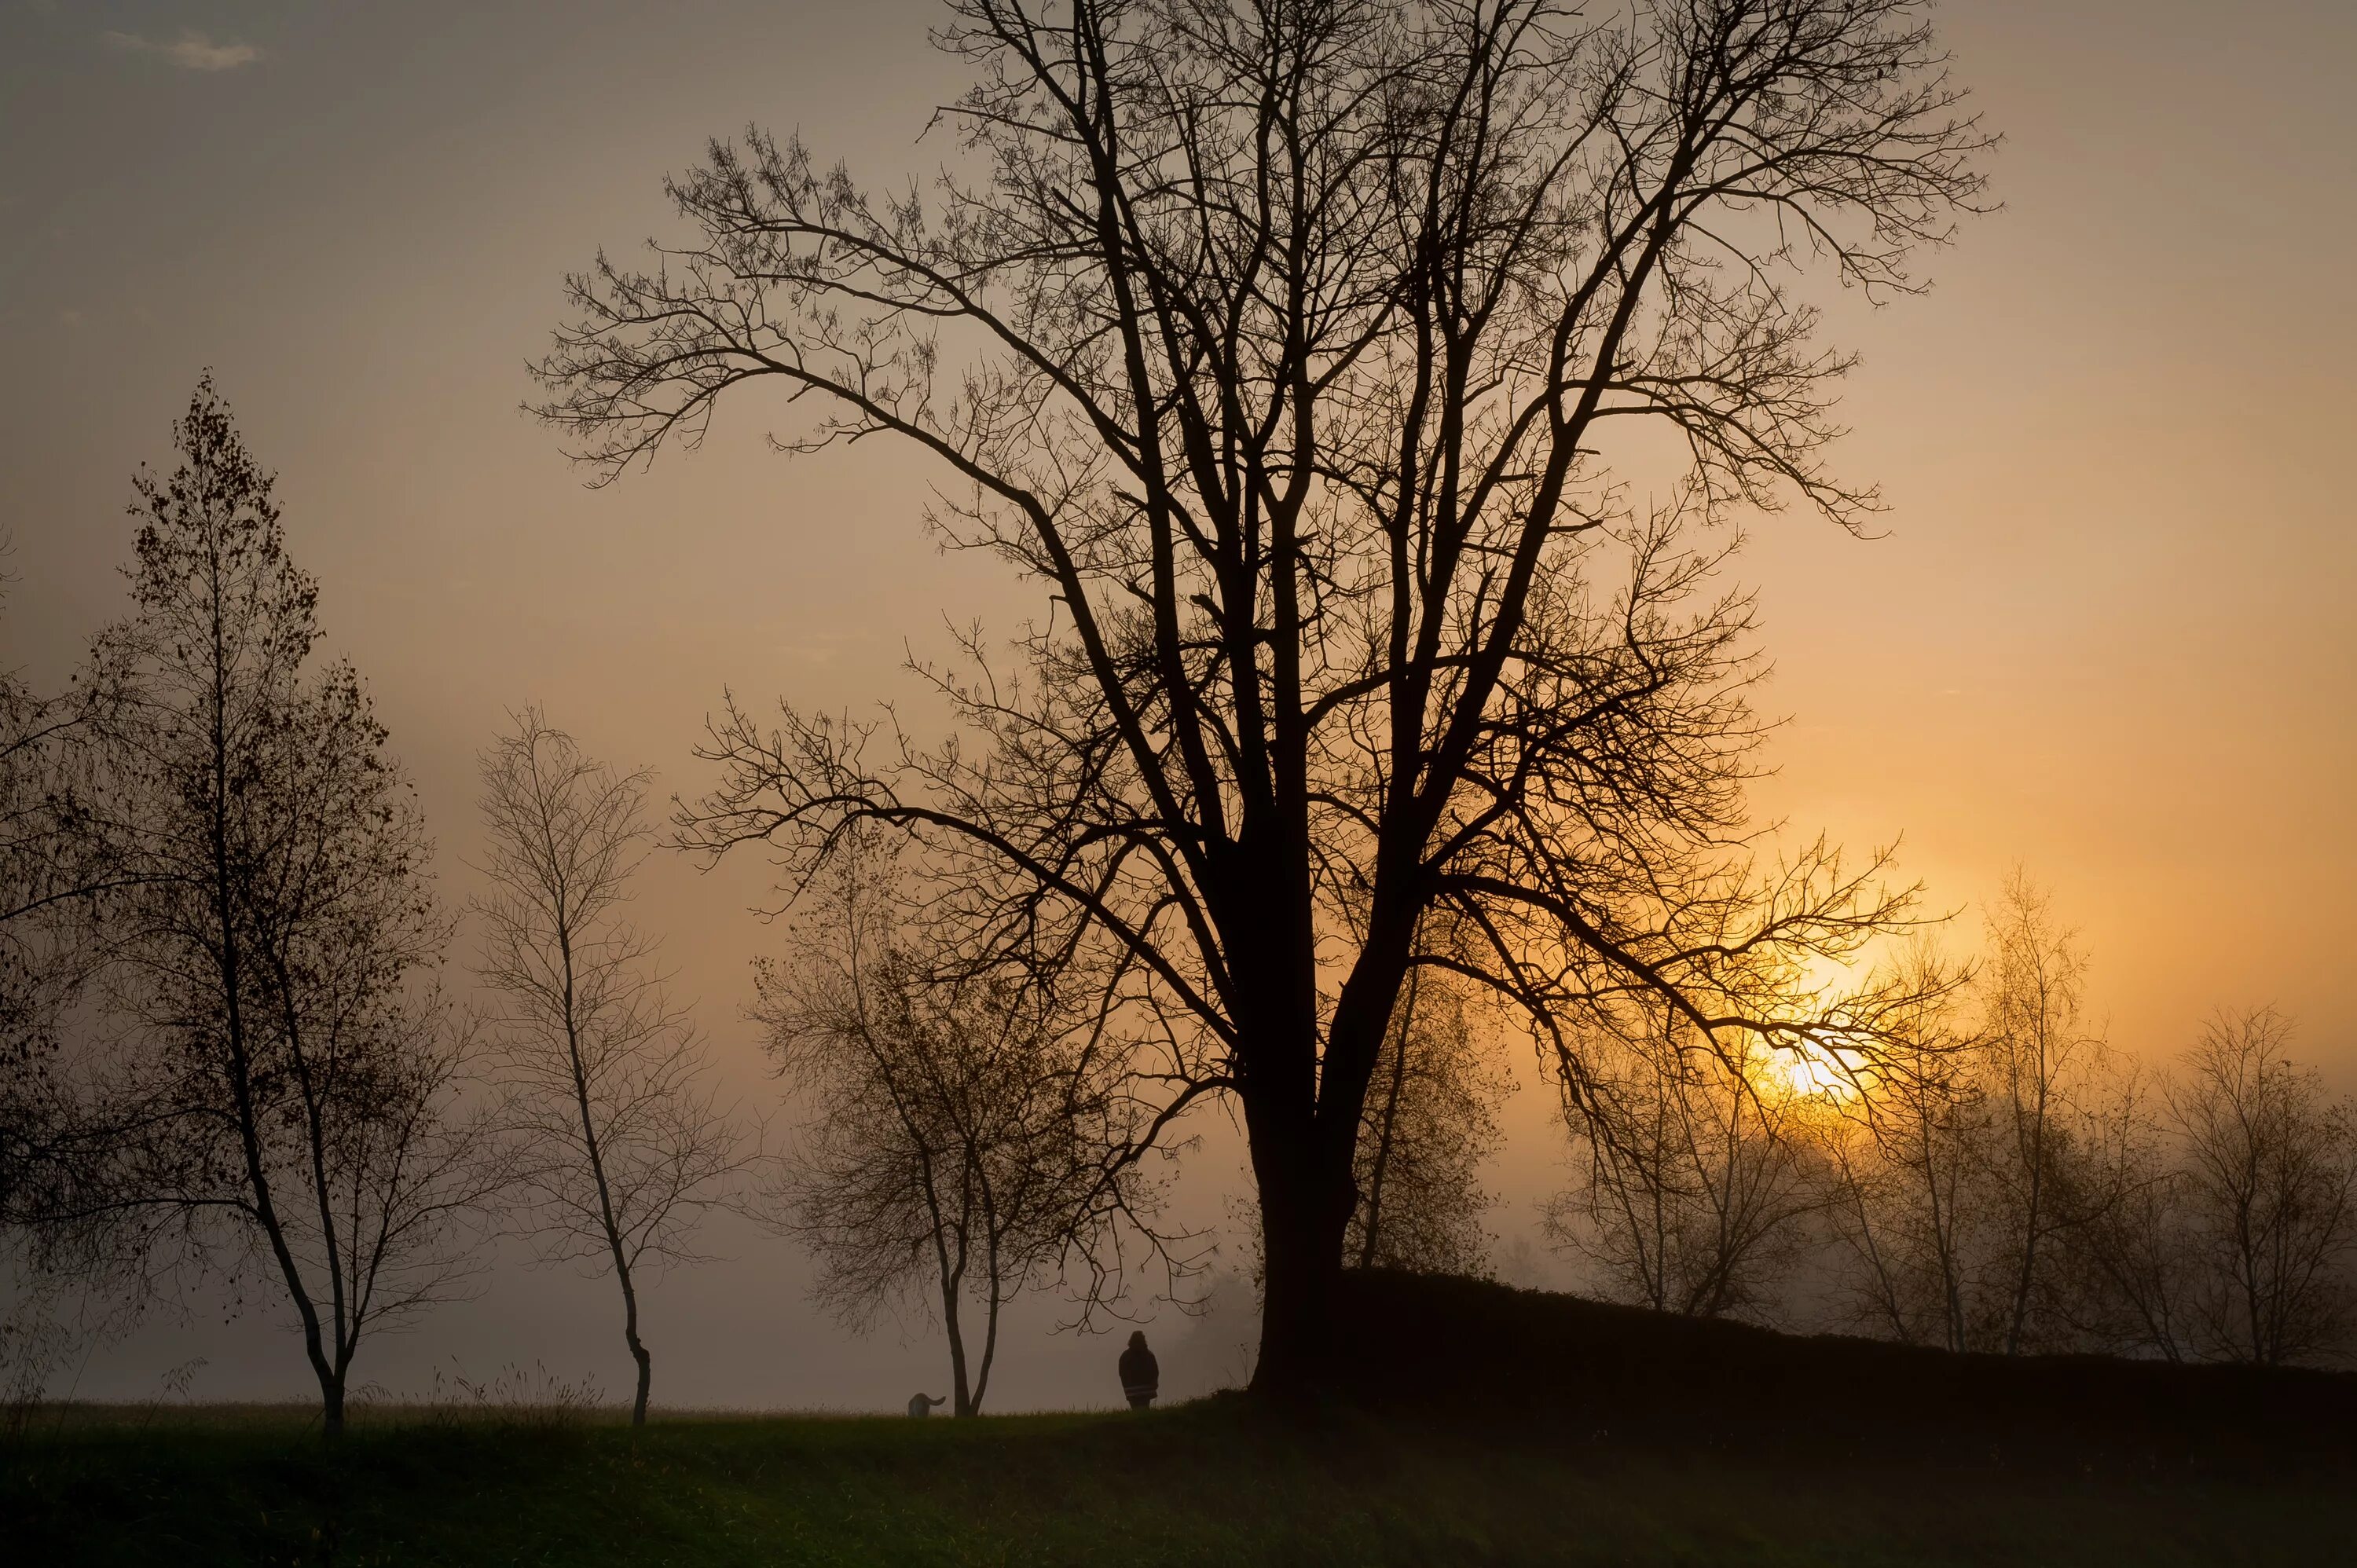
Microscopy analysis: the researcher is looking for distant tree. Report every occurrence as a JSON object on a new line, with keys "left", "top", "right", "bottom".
{"left": 1, "top": 537, "right": 123, "bottom": 1225}
{"left": 2, "top": 584, "right": 79, "bottom": 1021}
{"left": 473, "top": 708, "right": 749, "bottom": 1427}
{"left": 2168, "top": 1008, "right": 2357, "bottom": 1366}
{"left": 1550, "top": 1017, "right": 1825, "bottom": 1321}
{"left": 1347, "top": 965, "right": 1510, "bottom": 1277}
{"left": 1821, "top": 943, "right": 1994, "bottom": 1350}
{"left": 52, "top": 379, "right": 495, "bottom": 1436}
{"left": 754, "top": 841, "right": 1161, "bottom": 1416}
{"left": 540, "top": 0, "right": 1989, "bottom": 1393}
{"left": 2044, "top": 1060, "right": 2199, "bottom": 1360}
{"left": 1974, "top": 872, "right": 2103, "bottom": 1353}
{"left": 1820, "top": 881, "right": 2110, "bottom": 1355}
{"left": 0, "top": 543, "right": 128, "bottom": 1412}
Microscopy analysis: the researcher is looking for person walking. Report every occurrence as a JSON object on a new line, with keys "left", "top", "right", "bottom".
{"left": 1118, "top": 1331, "right": 1159, "bottom": 1410}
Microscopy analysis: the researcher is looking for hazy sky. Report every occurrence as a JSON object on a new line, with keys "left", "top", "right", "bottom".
{"left": 3, "top": 0, "right": 2353, "bottom": 1410}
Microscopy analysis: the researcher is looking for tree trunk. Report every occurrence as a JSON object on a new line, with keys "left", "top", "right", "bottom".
{"left": 1244, "top": 864, "right": 1420, "bottom": 1393}
{"left": 940, "top": 1259, "right": 974, "bottom": 1418}
{"left": 970, "top": 1284, "right": 1000, "bottom": 1418}
{"left": 563, "top": 921, "right": 657, "bottom": 1429}
{"left": 619, "top": 1262, "right": 651, "bottom": 1427}
{"left": 1243, "top": 1094, "right": 1354, "bottom": 1400}
{"left": 317, "top": 1363, "right": 346, "bottom": 1439}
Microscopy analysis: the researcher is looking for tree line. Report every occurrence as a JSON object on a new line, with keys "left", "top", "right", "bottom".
{"left": 0, "top": 386, "right": 1152, "bottom": 1431}
{"left": 1546, "top": 875, "right": 2357, "bottom": 1366}
{"left": 5, "top": 374, "right": 2350, "bottom": 1451}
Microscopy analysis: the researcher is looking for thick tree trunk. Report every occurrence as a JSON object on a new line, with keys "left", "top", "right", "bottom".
{"left": 1243, "top": 1095, "right": 1355, "bottom": 1400}
{"left": 1235, "top": 920, "right": 1403, "bottom": 1398}
{"left": 317, "top": 1363, "right": 346, "bottom": 1439}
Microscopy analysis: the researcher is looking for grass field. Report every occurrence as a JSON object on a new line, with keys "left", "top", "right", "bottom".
{"left": 7, "top": 1393, "right": 2355, "bottom": 1567}
{"left": 13, "top": 1275, "right": 2355, "bottom": 1565}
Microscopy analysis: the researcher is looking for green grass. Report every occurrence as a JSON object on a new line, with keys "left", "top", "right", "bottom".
{"left": 7, "top": 1397, "right": 2352, "bottom": 1566}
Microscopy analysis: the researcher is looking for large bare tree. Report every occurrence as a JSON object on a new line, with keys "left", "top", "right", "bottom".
{"left": 473, "top": 709, "right": 748, "bottom": 1427}
{"left": 537, "top": 0, "right": 1989, "bottom": 1390}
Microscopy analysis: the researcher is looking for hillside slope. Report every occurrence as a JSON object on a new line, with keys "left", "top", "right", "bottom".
{"left": 1332, "top": 1269, "right": 2357, "bottom": 1465}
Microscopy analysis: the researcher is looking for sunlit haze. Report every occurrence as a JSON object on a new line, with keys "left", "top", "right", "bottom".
{"left": 3, "top": 0, "right": 2351, "bottom": 1416}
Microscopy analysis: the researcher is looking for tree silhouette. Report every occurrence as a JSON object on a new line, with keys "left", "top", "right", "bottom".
{"left": 1347, "top": 964, "right": 1509, "bottom": 1277}
{"left": 474, "top": 708, "right": 749, "bottom": 1427}
{"left": 2170, "top": 1009, "right": 2357, "bottom": 1365}
{"left": 754, "top": 837, "right": 1167, "bottom": 1416}
{"left": 48, "top": 380, "right": 497, "bottom": 1436}
{"left": 537, "top": 0, "right": 1989, "bottom": 1392}
{"left": 1551, "top": 1019, "right": 1825, "bottom": 1321}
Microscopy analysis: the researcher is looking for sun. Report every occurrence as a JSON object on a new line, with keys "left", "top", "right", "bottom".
{"left": 1753, "top": 952, "right": 1875, "bottom": 1102}
{"left": 1768, "top": 1039, "right": 1863, "bottom": 1102}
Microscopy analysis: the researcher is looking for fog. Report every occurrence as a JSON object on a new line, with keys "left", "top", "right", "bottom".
{"left": 4, "top": 0, "right": 2351, "bottom": 1409}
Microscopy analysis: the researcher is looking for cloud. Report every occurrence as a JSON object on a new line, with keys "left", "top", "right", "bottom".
{"left": 101, "top": 29, "right": 262, "bottom": 72}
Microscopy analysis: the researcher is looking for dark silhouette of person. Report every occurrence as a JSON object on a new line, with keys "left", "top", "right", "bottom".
{"left": 1118, "top": 1330, "right": 1159, "bottom": 1409}
{"left": 907, "top": 1392, "right": 945, "bottom": 1418}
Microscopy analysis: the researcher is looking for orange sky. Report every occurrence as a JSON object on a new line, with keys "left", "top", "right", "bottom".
{"left": 3, "top": 0, "right": 2352, "bottom": 1408}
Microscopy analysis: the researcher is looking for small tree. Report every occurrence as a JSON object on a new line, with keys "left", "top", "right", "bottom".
{"left": 1822, "top": 884, "right": 2112, "bottom": 1356}
{"left": 1978, "top": 871, "right": 2101, "bottom": 1354}
{"left": 2170, "top": 1008, "right": 2357, "bottom": 1366}
{"left": 755, "top": 844, "right": 1161, "bottom": 1416}
{"left": 1821, "top": 944, "right": 1994, "bottom": 1349}
{"left": 473, "top": 709, "right": 747, "bottom": 1427}
{"left": 64, "top": 379, "right": 493, "bottom": 1435}
{"left": 2, "top": 536, "right": 123, "bottom": 1225}
{"left": 1, "top": 569, "right": 132, "bottom": 1412}
{"left": 1347, "top": 966, "right": 1510, "bottom": 1277}
{"left": 1551, "top": 1018, "right": 1824, "bottom": 1320}
{"left": 2045, "top": 1061, "right": 2198, "bottom": 1361}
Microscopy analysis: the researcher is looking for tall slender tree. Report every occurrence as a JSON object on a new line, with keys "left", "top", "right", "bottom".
{"left": 64, "top": 379, "right": 493, "bottom": 1436}
{"left": 473, "top": 708, "right": 746, "bottom": 1427}
{"left": 1980, "top": 871, "right": 2099, "bottom": 1354}
{"left": 538, "top": 0, "right": 1989, "bottom": 1391}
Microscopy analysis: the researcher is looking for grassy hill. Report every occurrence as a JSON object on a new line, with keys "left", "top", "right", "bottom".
{"left": 1329, "top": 1269, "right": 2357, "bottom": 1467}
{"left": 8, "top": 1273, "right": 2352, "bottom": 1566}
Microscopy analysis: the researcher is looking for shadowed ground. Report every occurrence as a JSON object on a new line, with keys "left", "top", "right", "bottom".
{"left": 9, "top": 1274, "right": 2352, "bottom": 1566}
